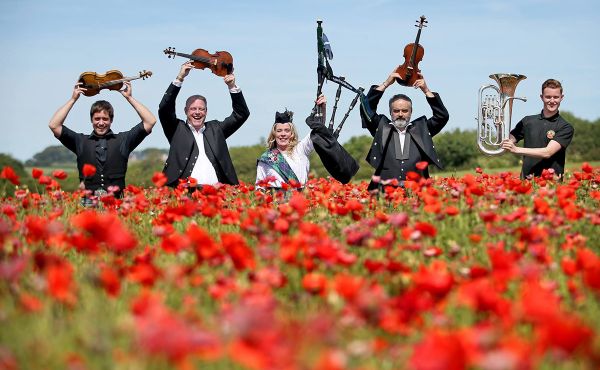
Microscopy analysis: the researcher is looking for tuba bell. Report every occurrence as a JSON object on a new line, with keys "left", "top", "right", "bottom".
{"left": 477, "top": 73, "right": 527, "bottom": 155}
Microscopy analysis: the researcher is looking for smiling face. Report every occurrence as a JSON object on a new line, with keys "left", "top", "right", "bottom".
{"left": 185, "top": 98, "right": 207, "bottom": 130}
{"left": 274, "top": 122, "right": 294, "bottom": 151}
{"left": 91, "top": 110, "right": 112, "bottom": 136}
{"left": 541, "top": 87, "right": 563, "bottom": 117}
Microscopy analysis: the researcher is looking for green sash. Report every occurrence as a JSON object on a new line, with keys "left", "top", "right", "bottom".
{"left": 258, "top": 148, "right": 299, "bottom": 185}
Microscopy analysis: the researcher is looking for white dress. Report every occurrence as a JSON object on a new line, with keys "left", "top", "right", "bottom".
{"left": 255, "top": 134, "right": 313, "bottom": 187}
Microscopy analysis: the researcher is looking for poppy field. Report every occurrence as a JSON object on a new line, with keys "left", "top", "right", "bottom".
{"left": 1, "top": 164, "right": 599, "bottom": 369}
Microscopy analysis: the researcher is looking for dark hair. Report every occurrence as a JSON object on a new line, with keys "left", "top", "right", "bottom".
{"left": 90, "top": 100, "right": 114, "bottom": 121}
{"left": 185, "top": 95, "right": 207, "bottom": 111}
{"left": 542, "top": 79, "right": 563, "bottom": 94}
{"left": 388, "top": 94, "right": 412, "bottom": 110}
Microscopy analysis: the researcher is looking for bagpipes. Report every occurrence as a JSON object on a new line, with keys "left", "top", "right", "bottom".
{"left": 307, "top": 20, "right": 373, "bottom": 184}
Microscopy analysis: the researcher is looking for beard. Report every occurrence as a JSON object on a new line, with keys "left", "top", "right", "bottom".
{"left": 392, "top": 118, "right": 409, "bottom": 131}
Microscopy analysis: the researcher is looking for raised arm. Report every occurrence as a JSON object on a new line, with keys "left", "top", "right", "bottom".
{"left": 120, "top": 81, "right": 156, "bottom": 133}
{"left": 417, "top": 77, "right": 449, "bottom": 136}
{"left": 220, "top": 73, "right": 250, "bottom": 138}
{"left": 49, "top": 82, "right": 85, "bottom": 138}
{"left": 159, "top": 62, "right": 192, "bottom": 141}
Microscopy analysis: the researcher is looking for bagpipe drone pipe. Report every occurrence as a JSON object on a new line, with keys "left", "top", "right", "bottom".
{"left": 307, "top": 20, "right": 374, "bottom": 184}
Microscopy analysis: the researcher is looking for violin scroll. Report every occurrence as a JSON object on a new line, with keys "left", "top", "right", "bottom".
{"left": 163, "top": 47, "right": 177, "bottom": 59}
{"left": 138, "top": 70, "right": 152, "bottom": 79}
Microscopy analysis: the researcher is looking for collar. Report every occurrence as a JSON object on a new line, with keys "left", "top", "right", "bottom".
{"left": 89, "top": 130, "right": 115, "bottom": 139}
{"left": 187, "top": 122, "right": 206, "bottom": 134}
{"left": 539, "top": 110, "right": 560, "bottom": 121}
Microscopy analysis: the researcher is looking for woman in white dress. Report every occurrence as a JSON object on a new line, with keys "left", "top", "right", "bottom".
{"left": 256, "top": 95, "right": 326, "bottom": 189}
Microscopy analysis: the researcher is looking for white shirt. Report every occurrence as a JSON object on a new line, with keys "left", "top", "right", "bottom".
{"left": 188, "top": 124, "right": 219, "bottom": 185}
{"left": 388, "top": 122, "right": 413, "bottom": 153}
{"left": 256, "top": 134, "right": 314, "bottom": 187}
{"left": 172, "top": 80, "right": 241, "bottom": 185}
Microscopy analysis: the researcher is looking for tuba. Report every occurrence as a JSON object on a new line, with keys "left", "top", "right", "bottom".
{"left": 477, "top": 74, "right": 527, "bottom": 155}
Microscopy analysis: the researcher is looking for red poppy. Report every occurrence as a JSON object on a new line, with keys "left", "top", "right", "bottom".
{"left": 187, "top": 224, "right": 220, "bottom": 261}
{"left": 82, "top": 163, "right": 97, "bottom": 177}
{"left": 99, "top": 266, "right": 121, "bottom": 297}
{"left": 413, "top": 261, "right": 454, "bottom": 299}
{"left": 160, "top": 233, "right": 190, "bottom": 254}
{"left": 581, "top": 162, "right": 593, "bottom": 173}
{"left": 38, "top": 175, "right": 51, "bottom": 185}
{"left": 274, "top": 218, "right": 290, "bottom": 233}
{"left": 31, "top": 168, "right": 43, "bottom": 179}
{"left": 147, "top": 171, "right": 165, "bottom": 187}
{"left": 444, "top": 206, "right": 460, "bottom": 216}
{"left": 19, "top": 293, "right": 43, "bottom": 312}
{"left": 416, "top": 161, "right": 429, "bottom": 170}
{"left": 409, "top": 330, "right": 467, "bottom": 370}
{"left": 406, "top": 171, "right": 421, "bottom": 181}
{"left": 302, "top": 272, "right": 328, "bottom": 295}
{"left": 0, "top": 166, "right": 20, "bottom": 185}
{"left": 46, "top": 260, "right": 76, "bottom": 304}
{"left": 221, "top": 233, "right": 255, "bottom": 270}
{"left": 333, "top": 273, "right": 364, "bottom": 302}
{"left": 52, "top": 169, "right": 68, "bottom": 180}
{"left": 414, "top": 221, "right": 437, "bottom": 237}
{"left": 128, "top": 262, "right": 162, "bottom": 287}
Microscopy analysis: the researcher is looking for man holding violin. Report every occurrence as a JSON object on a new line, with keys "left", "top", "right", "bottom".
{"left": 48, "top": 80, "right": 157, "bottom": 199}
{"left": 158, "top": 61, "right": 250, "bottom": 188}
{"left": 360, "top": 70, "right": 449, "bottom": 190}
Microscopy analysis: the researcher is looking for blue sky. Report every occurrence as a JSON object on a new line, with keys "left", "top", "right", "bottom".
{"left": 1, "top": 0, "right": 598, "bottom": 161}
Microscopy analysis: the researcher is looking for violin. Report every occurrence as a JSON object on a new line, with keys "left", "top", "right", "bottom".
{"left": 164, "top": 47, "right": 234, "bottom": 77}
{"left": 395, "top": 16, "right": 427, "bottom": 86}
{"left": 78, "top": 70, "right": 152, "bottom": 97}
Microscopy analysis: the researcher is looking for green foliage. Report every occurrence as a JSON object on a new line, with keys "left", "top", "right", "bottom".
{"left": 25, "top": 145, "right": 76, "bottom": 167}
{"left": 126, "top": 150, "right": 167, "bottom": 187}
{"left": 230, "top": 144, "right": 265, "bottom": 184}
{"left": 16, "top": 111, "right": 600, "bottom": 187}
{"left": 432, "top": 129, "right": 479, "bottom": 171}
{"left": 561, "top": 111, "right": 600, "bottom": 162}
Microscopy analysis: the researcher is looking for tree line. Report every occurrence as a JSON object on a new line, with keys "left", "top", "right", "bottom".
{"left": 2, "top": 111, "right": 598, "bottom": 192}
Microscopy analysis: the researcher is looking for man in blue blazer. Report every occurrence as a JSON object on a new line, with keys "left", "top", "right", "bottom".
{"left": 360, "top": 71, "right": 449, "bottom": 190}
{"left": 159, "top": 61, "right": 250, "bottom": 187}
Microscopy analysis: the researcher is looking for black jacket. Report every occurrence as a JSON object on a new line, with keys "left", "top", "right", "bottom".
{"left": 158, "top": 83, "right": 250, "bottom": 186}
{"left": 360, "top": 86, "right": 449, "bottom": 172}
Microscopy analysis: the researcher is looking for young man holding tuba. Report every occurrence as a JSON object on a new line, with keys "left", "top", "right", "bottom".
{"left": 501, "top": 79, "right": 574, "bottom": 179}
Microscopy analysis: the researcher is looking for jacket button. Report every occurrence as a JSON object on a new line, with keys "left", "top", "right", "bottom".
{"left": 179, "top": 169, "right": 183, "bottom": 173}
{"left": 432, "top": 145, "right": 435, "bottom": 148}
{"left": 185, "top": 157, "right": 188, "bottom": 160}
{"left": 374, "top": 143, "right": 377, "bottom": 146}
{"left": 373, "top": 156, "right": 377, "bottom": 160}
{"left": 401, "top": 161, "right": 404, "bottom": 164}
